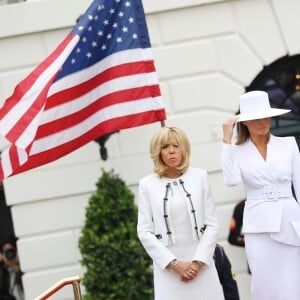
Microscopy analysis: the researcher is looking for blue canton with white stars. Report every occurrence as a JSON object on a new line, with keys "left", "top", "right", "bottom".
{"left": 56, "top": 0, "right": 151, "bottom": 81}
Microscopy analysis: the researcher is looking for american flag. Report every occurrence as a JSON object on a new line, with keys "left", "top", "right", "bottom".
{"left": 0, "top": 0, "right": 166, "bottom": 180}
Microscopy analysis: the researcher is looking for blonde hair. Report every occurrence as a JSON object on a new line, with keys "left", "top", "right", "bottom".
{"left": 150, "top": 127, "right": 190, "bottom": 177}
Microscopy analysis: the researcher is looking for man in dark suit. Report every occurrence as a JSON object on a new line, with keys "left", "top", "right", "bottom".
{"left": 228, "top": 200, "right": 245, "bottom": 247}
{"left": 0, "top": 236, "right": 24, "bottom": 300}
{"left": 214, "top": 243, "right": 240, "bottom": 300}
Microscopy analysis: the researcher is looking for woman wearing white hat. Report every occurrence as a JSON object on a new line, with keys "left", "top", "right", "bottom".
{"left": 222, "top": 90, "right": 300, "bottom": 300}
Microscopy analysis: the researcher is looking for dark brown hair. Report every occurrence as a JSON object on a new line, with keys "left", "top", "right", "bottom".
{"left": 236, "top": 122, "right": 250, "bottom": 145}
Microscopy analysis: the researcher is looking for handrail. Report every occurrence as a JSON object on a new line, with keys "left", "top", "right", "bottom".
{"left": 34, "top": 275, "right": 82, "bottom": 300}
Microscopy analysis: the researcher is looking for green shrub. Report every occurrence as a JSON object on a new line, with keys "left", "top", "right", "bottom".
{"left": 79, "top": 169, "right": 153, "bottom": 300}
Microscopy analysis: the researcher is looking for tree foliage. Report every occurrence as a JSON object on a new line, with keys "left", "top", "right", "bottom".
{"left": 79, "top": 169, "right": 153, "bottom": 299}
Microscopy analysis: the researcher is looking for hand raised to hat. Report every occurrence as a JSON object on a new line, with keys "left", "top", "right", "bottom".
{"left": 222, "top": 116, "right": 238, "bottom": 144}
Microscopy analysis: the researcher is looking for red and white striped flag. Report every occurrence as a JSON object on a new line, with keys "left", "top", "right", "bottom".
{"left": 0, "top": 0, "right": 166, "bottom": 180}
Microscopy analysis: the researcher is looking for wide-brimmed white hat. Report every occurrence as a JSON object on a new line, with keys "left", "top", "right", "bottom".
{"left": 237, "top": 90, "right": 290, "bottom": 122}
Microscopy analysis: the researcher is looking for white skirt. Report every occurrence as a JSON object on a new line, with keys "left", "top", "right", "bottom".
{"left": 153, "top": 240, "right": 224, "bottom": 300}
{"left": 245, "top": 233, "right": 300, "bottom": 300}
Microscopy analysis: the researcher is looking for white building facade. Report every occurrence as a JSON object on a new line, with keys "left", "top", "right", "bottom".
{"left": 1, "top": 0, "right": 300, "bottom": 299}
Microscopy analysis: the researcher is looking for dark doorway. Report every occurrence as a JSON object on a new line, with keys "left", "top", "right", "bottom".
{"left": 0, "top": 184, "right": 15, "bottom": 238}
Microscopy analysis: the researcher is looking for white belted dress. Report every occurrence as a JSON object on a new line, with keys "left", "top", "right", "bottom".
{"left": 222, "top": 135, "right": 300, "bottom": 300}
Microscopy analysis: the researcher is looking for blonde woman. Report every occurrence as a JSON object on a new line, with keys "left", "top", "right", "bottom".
{"left": 137, "top": 127, "right": 224, "bottom": 300}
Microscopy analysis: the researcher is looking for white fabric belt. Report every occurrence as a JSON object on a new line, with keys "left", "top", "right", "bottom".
{"left": 247, "top": 186, "right": 292, "bottom": 201}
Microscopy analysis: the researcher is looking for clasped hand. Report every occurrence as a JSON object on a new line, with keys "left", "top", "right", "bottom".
{"left": 170, "top": 260, "right": 203, "bottom": 282}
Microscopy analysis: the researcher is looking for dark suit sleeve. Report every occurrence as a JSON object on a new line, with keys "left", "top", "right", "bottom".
{"left": 228, "top": 200, "right": 245, "bottom": 247}
{"left": 214, "top": 245, "right": 240, "bottom": 300}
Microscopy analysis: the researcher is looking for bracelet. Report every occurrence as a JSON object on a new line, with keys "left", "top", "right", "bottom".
{"left": 223, "top": 139, "right": 232, "bottom": 144}
{"left": 193, "top": 261, "right": 204, "bottom": 268}
{"left": 223, "top": 136, "right": 232, "bottom": 141}
{"left": 169, "top": 259, "right": 179, "bottom": 270}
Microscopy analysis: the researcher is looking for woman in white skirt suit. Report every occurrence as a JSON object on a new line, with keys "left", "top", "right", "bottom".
{"left": 137, "top": 127, "right": 224, "bottom": 300}
{"left": 222, "top": 91, "right": 300, "bottom": 300}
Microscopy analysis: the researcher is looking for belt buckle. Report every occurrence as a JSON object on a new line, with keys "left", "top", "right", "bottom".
{"left": 263, "top": 187, "right": 276, "bottom": 201}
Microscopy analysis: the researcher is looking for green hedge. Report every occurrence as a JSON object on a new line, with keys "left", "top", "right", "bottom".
{"left": 79, "top": 169, "right": 153, "bottom": 299}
